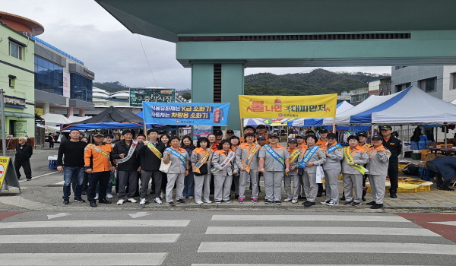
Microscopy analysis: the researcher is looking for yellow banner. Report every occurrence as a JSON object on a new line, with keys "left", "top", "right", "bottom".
{"left": 0, "top": 157, "right": 10, "bottom": 189}
{"left": 239, "top": 94, "right": 337, "bottom": 119}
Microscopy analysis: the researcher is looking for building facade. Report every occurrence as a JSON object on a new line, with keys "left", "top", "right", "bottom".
{"left": 368, "top": 77, "right": 391, "bottom": 96}
{"left": 391, "top": 66, "right": 456, "bottom": 102}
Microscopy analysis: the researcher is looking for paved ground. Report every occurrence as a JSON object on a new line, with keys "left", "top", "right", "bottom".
{"left": 1, "top": 211, "right": 456, "bottom": 265}
{"left": 1, "top": 146, "right": 455, "bottom": 212}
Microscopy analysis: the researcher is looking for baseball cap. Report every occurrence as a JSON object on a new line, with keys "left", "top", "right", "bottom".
{"left": 257, "top": 135, "right": 266, "bottom": 140}
{"left": 93, "top": 132, "right": 104, "bottom": 137}
{"left": 357, "top": 132, "right": 367, "bottom": 138}
{"left": 320, "top": 129, "right": 328, "bottom": 133}
{"left": 227, "top": 129, "right": 234, "bottom": 134}
{"left": 269, "top": 134, "right": 279, "bottom": 139}
{"left": 256, "top": 125, "right": 266, "bottom": 129}
{"left": 214, "top": 130, "right": 223, "bottom": 135}
{"left": 371, "top": 135, "right": 383, "bottom": 141}
{"left": 381, "top": 125, "right": 392, "bottom": 131}
{"left": 296, "top": 135, "right": 304, "bottom": 139}
{"left": 288, "top": 138, "right": 297, "bottom": 143}
{"left": 327, "top": 133, "right": 337, "bottom": 139}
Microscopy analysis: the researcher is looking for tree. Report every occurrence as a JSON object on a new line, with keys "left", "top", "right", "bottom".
{"left": 182, "top": 93, "right": 191, "bottom": 100}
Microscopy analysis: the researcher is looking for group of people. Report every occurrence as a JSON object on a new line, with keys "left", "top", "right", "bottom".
{"left": 55, "top": 123, "right": 401, "bottom": 209}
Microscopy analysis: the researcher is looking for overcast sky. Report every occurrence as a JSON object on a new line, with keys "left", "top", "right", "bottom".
{"left": 4, "top": 0, "right": 391, "bottom": 90}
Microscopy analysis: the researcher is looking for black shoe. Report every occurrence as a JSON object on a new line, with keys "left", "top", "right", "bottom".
{"left": 442, "top": 187, "right": 455, "bottom": 191}
{"left": 235, "top": 194, "right": 239, "bottom": 200}
{"left": 99, "top": 198, "right": 112, "bottom": 204}
{"left": 176, "top": 199, "right": 186, "bottom": 204}
{"left": 344, "top": 201, "right": 353, "bottom": 205}
{"left": 362, "top": 190, "right": 367, "bottom": 201}
{"left": 81, "top": 191, "right": 87, "bottom": 195}
{"left": 275, "top": 201, "right": 281, "bottom": 205}
{"left": 90, "top": 201, "right": 97, "bottom": 207}
{"left": 167, "top": 201, "right": 175, "bottom": 206}
{"left": 366, "top": 201, "right": 376, "bottom": 205}
{"left": 303, "top": 201, "right": 315, "bottom": 207}
{"left": 63, "top": 199, "right": 69, "bottom": 205}
{"left": 390, "top": 191, "right": 397, "bottom": 198}
{"left": 298, "top": 196, "right": 306, "bottom": 200}
{"left": 340, "top": 195, "right": 345, "bottom": 201}
{"left": 26, "top": 178, "right": 32, "bottom": 181}
{"left": 265, "top": 200, "right": 273, "bottom": 204}
{"left": 371, "top": 204, "right": 383, "bottom": 209}
{"left": 74, "top": 197, "right": 86, "bottom": 203}
{"left": 352, "top": 202, "right": 362, "bottom": 206}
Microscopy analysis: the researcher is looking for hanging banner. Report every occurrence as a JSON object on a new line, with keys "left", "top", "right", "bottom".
{"left": 239, "top": 94, "right": 337, "bottom": 119}
{"left": 143, "top": 102, "right": 230, "bottom": 126}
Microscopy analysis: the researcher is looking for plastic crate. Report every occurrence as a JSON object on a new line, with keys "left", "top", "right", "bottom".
{"left": 422, "top": 168, "right": 435, "bottom": 181}
{"left": 48, "top": 160, "right": 58, "bottom": 170}
{"left": 418, "top": 185, "right": 431, "bottom": 192}
{"left": 418, "top": 166, "right": 425, "bottom": 177}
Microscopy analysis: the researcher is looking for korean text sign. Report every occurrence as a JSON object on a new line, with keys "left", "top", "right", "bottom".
{"left": 239, "top": 94, "right": 337, "bottom": 119}
{"left": 143, "top": 102, "right": 230, "bottom": 126}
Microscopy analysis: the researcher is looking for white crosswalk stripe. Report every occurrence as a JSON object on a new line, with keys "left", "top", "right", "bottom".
{"left": 0, "top": 220, "right": 190, "bottom": 229}
{"left": 0, "top": 234, "right": 180, "bottom": 243}
{"left": 211, "top": 214, "right": 410, "bottom": 222}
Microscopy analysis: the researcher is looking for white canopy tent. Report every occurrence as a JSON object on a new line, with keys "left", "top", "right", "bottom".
{"left": 67, "top": 115, "right": 91, "bottom": 123}
{"left": 41, "top": 113, "right": 72, "bottom": 126}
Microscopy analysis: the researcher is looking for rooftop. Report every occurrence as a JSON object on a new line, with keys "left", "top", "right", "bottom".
{"left": 0, "top": 11, "right": 44, "bottom": 36}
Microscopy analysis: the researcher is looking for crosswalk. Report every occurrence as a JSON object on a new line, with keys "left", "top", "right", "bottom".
{"left": 0, "top": 212, "right": 455, "bottom": 265}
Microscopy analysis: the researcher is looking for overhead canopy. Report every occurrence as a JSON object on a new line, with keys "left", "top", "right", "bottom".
{"left": 41, "top": 113, "right": 72, "bottom": 125}
{"left": 338, "top": 86, "right": 456, "bottom": 125}
{"left": 67, "top": 115, "right": 91, "bottom": 123}
{"left": 288, "top": 101, "right": 354, "bottom": 127}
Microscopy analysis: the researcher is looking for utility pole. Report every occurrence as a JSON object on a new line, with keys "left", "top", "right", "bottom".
{"left": 0, "top": 88, "right": 6, "bottom": 156}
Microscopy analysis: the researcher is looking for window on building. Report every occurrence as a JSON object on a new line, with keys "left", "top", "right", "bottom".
{"left": 9, "top": 78, "right": 15, "bottom": 88}
{"left": 70, "top": 73, "right": 93, "bottom": 102}
{"left": 419, "top": 77, "right": 437, "bottom": 92}
{"left": 34, "top": 56, "right": 64, "bottom": 95}
{"left": 9, "top": 41, "right": 23, "bottom": 60}
{"left": 452, "top": 73, "right": 456, "bottom": 89}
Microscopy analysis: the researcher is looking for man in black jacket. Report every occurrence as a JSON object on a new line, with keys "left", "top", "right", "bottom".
{"left": 111, "top": 130, "right": 141, "bottom": 205}
{"left": 14, "top": 137, "right": 33, "bottom": 181}
{"left": 381, "top": 125, "right": 402, "bottom": 198}
{"left": 137, "top": 129, "right": 166, "bottom": 206}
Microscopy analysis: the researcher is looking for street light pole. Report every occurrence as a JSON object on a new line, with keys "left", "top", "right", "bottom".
{"left": 0, "top": 88, "right": 6, "bottom": 157}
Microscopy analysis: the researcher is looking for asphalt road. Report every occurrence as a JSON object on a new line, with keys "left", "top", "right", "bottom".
{"left": 1, "top": 211, "right": 456, "bottom": 266}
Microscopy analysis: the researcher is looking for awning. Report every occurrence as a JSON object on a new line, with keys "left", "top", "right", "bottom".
{"left": 0, "top": 111, "right": 35, "bottom": 119}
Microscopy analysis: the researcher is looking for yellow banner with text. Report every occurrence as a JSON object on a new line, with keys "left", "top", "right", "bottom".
{"left": 239, "top": 94, "right": 337, "bottom": 119}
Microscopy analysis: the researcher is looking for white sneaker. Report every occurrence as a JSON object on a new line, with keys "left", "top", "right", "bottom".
{"left": 139, "top": 198, "right": 146, "bottom": 207}
{"left": 160, "top": 192, "right": 165, "bottom": 199}
{"left": 128, "top": 198, "right": 137, "bottom": 203}
{"left": 106, "top": 194, "right": 113, "bottom": 199}
{"left": 117, "top": 199, "right": 124, "bottom": 205}
{"left": 94, "top": 193, "right": 99, "bottom": 200}
{"left": 283, "top": 198, "right": 292, "bottom": 202}
{"left": 196, "top": 201, "right": 203, "bottom": 205}
{"left": 320, "top": 200, "right": 330, "bottom": 205}
{"left": 291, "top": 199, "right": 298, "bottom": 204}
{"left": 204, "top": 200, "right": 212, "bottom": 204}
{"left": 327, "top": 200, "right": 337, "bottom": 206}
{"left": 154, "top": 197, "right": 162, "bottom": 205}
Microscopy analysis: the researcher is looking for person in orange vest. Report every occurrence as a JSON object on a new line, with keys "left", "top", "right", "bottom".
{"left": 239, "top": 126, "right": 255, "bottom": 143}
{"left": 357, "top": 132, "right": 371, "bottom": 201}
{"left": 316, "top": 129, "right": 329, "bottom": 148}
{"left": 284, "top": 138, "right": 301, "bottom": 203}
{"left": 236, "top": 133, "right": 261, "bottom": 203}
{"left": 256, "top": 125, "right": 269, "bottom": 144}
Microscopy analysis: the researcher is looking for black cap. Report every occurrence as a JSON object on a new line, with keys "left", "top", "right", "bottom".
{"left": 381, "top": 125, "right": 392, "bottom": 131}
{"left": 214, "top": 130, "right": 223, "bottom": 135}
{"left": 347, "top": 135, "right": 359, "bottom": 142}
{"left": 327, "top": 133, "right": 337, "bottom": 139}
{"left": 257, "top": 135, "right": 266, "bottom": 140}
{"left": 269, "top": 134, "right": 279, "bottom": 139}
{"left": 306, "top": 130, "right": 315, "bottom": 134}
{"left": 244, "top": 125, "right": 255, "bottom": 131}
{"left": 122, "top": 129, "right": 133, "bottom": 135}
{"left": 227, "top": 129, "right": 234, "bottom": 134}
{"left": 320, "top": 129, "right": 328, "bottom": 133}
{"left": 357, "top": 132, "right": 367, "bottom": 138}
{"left": 158, "top": 130, "right": 166, "bottom": 135}
{"left": 371, "top": 135, "right": 383, "bottom": 141}
{"left": 256, "top": 125, "right": 266, "bottom": 129}
{"left": 296, "top": 135, "right": 304, "bottom": 139}
{"left": 288, "top": 138, "right": 297, "bottom": 143}
{"left": 93, "top": 132, "right": 104, "bottom": 137}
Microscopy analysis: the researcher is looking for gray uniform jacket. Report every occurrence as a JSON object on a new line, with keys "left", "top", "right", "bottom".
{"left": 323, "top": 144, "right": 343, "bottom": 171}
{"left": 236, "top": 143, "right": 261, "bottom": 171}
{"left": 258, "top": 144, "right": 290, "bottom": 171}
{"left": 211, "top": 150, "right": 239, "bottom": 176}
{"left": 366, "top": 146, "right": 391, "bottom": 175}
{"left": 341, "top": 148, "right": 369, "bottom": 174}
{"left": 163, "top": 148, "right": 190, "bottom": 174}
{"left": 300, "top": 146, "right": 326, "bottom": 174}
{"left": 190, "top": 147, "right": 212, "bottom": 172}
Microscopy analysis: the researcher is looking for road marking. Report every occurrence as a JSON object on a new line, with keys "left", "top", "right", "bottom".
{"left": 429, "top": 221, "right": 456, "bottom": 226}
{"left": 211, "top": 215, "right": 410, "bottom": 223}
{"left": 192, "top": 265, "right": 432, "bottom": 266}
{"left": 0, "top": 234, "right": 180, "bottom": 243}
{"left": 205, "top": 227, "right": 439, "bottom": 237}
{"left": 18, "top": 171, "right": 59, "bottom": 183}
{"left": 129, "top": 211, "right": 150, "bottom": 218}
{"left": 198, "top": 242, "right": 456, "bottom": 254}
{"left": 0, "top": 253, "right": 167, "bottom": 265}
{"left": 0, "top": 220, "right": 190, "bottom": 229}
{"left": 47, "top": 213, "right": 70, "bottom": 219}
{"left": 54, "top": 181, "right": 64, "bottom": 185}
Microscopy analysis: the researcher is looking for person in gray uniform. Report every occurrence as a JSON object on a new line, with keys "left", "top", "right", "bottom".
{"left": 366, "top": 135, "right": 391, "bottom": 209}
{"left": 191, "top": 137, "right": 213, "bottom": 204}
{"left": 236, "top": 133, "right": 261, "bottom": 203}
{"left": 342, "top": 135, "right": 369, "bottom": 206}
{"left": 299, "top": 135, "right": 326, "bottom": 207}
{"left": 163, "top": 136, "right": 191, "bottom": 206}
{"left": 322, "top": 133, "right": 343, "bottom": 206}
{"left": 212, "top": 140, "right": 239, "bottom": 203}
{"left": 258, "top": 134, "right": 290, "bottom": 204}
{"left": 284, "top": 138, "right": 301, "bottom": 204}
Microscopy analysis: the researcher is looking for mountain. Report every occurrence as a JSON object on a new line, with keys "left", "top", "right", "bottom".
{"left": 244, "top": 69, "right": 390, "bottom": 96}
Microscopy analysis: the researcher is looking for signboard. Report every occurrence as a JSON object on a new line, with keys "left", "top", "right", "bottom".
{"left": 130, "top": 88, "right": 176, "bottom": 107}
{"left": 192, "top": 125, "right": 212, "bottom": 140}
{"left": 0, "top": 157, "right": 21, "bottom": 194}
{"left": 143, "top": 102, "right": 230, "bottom": 126}
{"left": 4, "top": 95, "right": 26, "bottom": 108}
{"left": 63, "top": 70, "right": 71, "bottom": 98}
{"left": 239, "top": 94, "right": 337, "bottom": 119}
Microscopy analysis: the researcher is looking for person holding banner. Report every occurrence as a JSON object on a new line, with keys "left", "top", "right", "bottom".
{"left": 342, "top": 135, "right": 369, "bottom": 206}
{"left": 191, "top": 137, "right": 213, "bottom": 204}
{"left": 298, "top": 135, "right": 326, "bottom": 207}
{"left": 366, "top": 135, "right": 390, "bottom": 209}
{"left": 212, "top": 140, "right": 239, "bottom": 204}
{"left": 236, "top": 133, "right": 261, "bottom": 204}
{"left": 284, "top": 138, "right": 301, "bottom": 204}
{"left": 84, "top": 132, "right": 116, "bottom": 207}
{"left": 163, "top": 136, "right": 191, "bottom": 206}
{"left": 137, "top": 129, "right": 166, "bottom": 207}
{"left": 322, "top": 133, "right": 343, "bottom": 206}
{"left": 258, "top": 134, "right": 290, "bottom": 204}
{"left": 111, "top": 130, "right": 141, "bottom": 205}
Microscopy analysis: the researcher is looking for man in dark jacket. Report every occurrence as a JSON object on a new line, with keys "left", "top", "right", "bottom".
{"left": 381, "top": 125, "right": 402, "bottom": 198}
{"left": 111, "top": 129, "right": 141, "bottom": 205}
{"left": 137, "top": 129, "right": 166, "bottom": 206}
{"left": 14, "top": 137, "right": 33, "bottom": 181}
